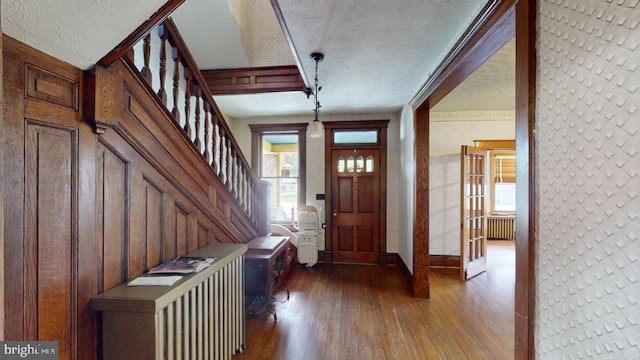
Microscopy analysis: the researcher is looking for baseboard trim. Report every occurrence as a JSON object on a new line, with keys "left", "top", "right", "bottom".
{"left": 318, "top": 250, "right": 331, "bottom": 264}
{"left": 379, "top": 252, "right": 398, "bottom": 266}
{"left": 429, "top": 255, "right": 460, "bottom": 268}
{"left": 396, "top": 255, "right": 416, "bottom": 295}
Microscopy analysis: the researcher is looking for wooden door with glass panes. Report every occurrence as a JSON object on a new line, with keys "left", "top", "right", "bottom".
{"left": 331, "top": 149, "right": 380, "bottom": 264}
{"left": 460, "top": 145, "right": 488, "bottom": 280}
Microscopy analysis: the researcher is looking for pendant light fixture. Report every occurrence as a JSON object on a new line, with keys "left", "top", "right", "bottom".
{"left": 309, "top": 52, "right": 324, "bottom": 139}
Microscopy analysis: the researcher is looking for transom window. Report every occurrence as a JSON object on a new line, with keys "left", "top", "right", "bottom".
{"left": 333, "top": 130, "right": 379, "bottom": 144}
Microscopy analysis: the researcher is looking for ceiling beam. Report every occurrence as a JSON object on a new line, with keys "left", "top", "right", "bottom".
{"left": 270, "top": 0, "right": 312, "bottom": 93}
{"left": 202, "top": 65, "right": 310, "bottom": 96}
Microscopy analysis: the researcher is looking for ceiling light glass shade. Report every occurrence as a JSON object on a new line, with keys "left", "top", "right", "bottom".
{"left": 309, "top": 120, "right": 323, "bottom": 138}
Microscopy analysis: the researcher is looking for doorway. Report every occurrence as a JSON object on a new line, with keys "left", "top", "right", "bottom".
{"left": 411, "top": 1, "right": 536, "bottom": 358}
{"left": 330, "top": 148, "right": 380, "bottom": 263}
{"left": 323, "top": 120, "right": 389, "bottom": 264}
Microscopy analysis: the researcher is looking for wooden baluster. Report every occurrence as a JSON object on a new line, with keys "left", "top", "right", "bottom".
{"left": 141, "top": 33, "right": 152, "bottom": 84}
{"left": 248, "top": 181, "right": 254, "bottom": 220}
{"left": 248, "top": 184, "right": 254, "bottom": 222}
{"left": 203, "top": 102, "right": 211, "bottom": 164}
{"left": 243, "top": 172, "right": 249, "bottom": 213}
{"left": 249, "top": 184, "right": 255, "bottom": 223}
{"left": 248, "top": 178, "right": 253, "bottom": 216}
{"left": 245, "top": 174, "right": 250, "bottom": 213}
{"left": 249, "top": 182, "right": 260, "bottom": 224}
{"left": 219, "top": 128, "right": 226, "bottom": 183}
{"left": 237, "top": 166, "right": 243, "bottom": 207}
{"left": 226, "top": 141, "right": 232, "bottom": 190}
{"left": 125, "top": 47, "right": 135, "bottom": 64}
{"left": 157, "top": 24, "right": 168, "bottom": 105}
{"left": 183, "top": 68, "right": 192, "bottom": 139}
{"left": 233, "top": 156, "right": 239, "bottom": 198}
{"left": 171, "top": 47, "right": 181, "bottom": 123}
{"left": 193, "top": 84, "right": 201, "bottom": 152}
{"left": 237, "top": 165, "right": 243, "bottom": 206}
{"left": 211, "top": 114, "right": 219, "bottom": 174}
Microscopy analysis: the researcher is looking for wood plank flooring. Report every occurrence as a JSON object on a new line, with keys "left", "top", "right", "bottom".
{"left": 234, "top": 240, "right": 515, "bottom": 360}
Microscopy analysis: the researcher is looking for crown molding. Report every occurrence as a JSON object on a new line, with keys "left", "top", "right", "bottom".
{"left": 430, "top": 110, "right": 515, "bottom": 122}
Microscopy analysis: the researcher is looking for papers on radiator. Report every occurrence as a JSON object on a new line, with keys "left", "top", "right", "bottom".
{"left": 127, "top": 275, "right": 183, "bottom": 286}
{"left": 148, "top": 256, "right": 216, "bottom": 275}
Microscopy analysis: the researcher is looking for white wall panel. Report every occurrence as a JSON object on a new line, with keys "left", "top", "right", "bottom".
{"left": 536, "top": 1, "right": 640, "bottom": 358}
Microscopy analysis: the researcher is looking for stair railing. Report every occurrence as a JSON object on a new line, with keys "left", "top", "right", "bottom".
{"left": 125, "top": 19, "right": 260, "bottom": 226}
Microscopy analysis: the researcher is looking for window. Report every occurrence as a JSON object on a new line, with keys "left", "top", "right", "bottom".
{"left": 250, "top": 123, "right": 307, "bottom": 223}
{"left": 333, "top": 130, "right": 378, "bottom": 144}
{"left": 336, "top": 155, "right": 375, "bottom": 173}
{"left": 490, "top": 151, "right": 516, "bottom": 212}
{"left": 262, "top": 134, "right": 299, "bottom": 221}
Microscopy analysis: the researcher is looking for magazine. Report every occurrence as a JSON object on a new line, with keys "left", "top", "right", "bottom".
{"left": 127, "top": 275, "right": 183, "bottom": 286}
{"left": 148, "top": 256, "right": 215, "bottom": 275}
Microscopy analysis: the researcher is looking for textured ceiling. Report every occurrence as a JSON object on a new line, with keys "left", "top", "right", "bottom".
{"left": 1, "top": 0, "right": 166, "bottom": 70}
{"left": 432, "top": 38, "right": 515, "bottom": 112}
{"left": 1, "top": 0, "right": 514, "bottom": 118}
{"left": 278, "top": 0, "right": 487, "bottom": 113}
{"left": 209, "top": 0, "right": 514, "bottom": 118}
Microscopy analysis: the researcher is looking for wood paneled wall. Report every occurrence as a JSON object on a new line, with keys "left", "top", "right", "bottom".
{"left": 0, "top": 6, "right": 5, "bottom": 340}
{"left": 2, "top": 35, "right": 260, "bottom": 359}
{"left": 3, "top": 35, "right": 87, "bottom": 359}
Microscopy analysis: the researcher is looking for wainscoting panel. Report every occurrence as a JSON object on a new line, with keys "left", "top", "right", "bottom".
{"left": 3, "top": 35, "right": 261, "bottom": 359}
{"left": 25, "top": 121, "right": 77, "bottom": 359}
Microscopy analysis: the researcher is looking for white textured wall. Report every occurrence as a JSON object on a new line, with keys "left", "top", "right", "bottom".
{"left": 230, "top": 112, "right": 401, "bottom": 253}
{"left": 536, "top": 0, "right": 640, "bottom": 358}
{"left": 429, "top": 111, "right": 515, "bottom": 255}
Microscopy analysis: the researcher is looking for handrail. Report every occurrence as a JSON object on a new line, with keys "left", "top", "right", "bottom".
{"left": 126, "top": 18, "right": 261, "bottom": 226}
{"left": 97, "top": 0, "right": 185, "bottom": 67}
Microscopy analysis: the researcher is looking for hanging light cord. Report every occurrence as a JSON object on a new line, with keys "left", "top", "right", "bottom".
{"left": 313, "top": 57, "right": 321, "bottom": 122}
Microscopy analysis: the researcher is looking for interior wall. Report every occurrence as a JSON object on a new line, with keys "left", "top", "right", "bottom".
{"left": 2, "top": 36, "right": 260, "bottom": 357}
{"left": 429, "top": 111, "right": 515, "bottom": 255}
{"left": 398, "top": 104, "right": 415, "bottom": 272}
{"left": 536, "top": 1, "right": 639, "bottom": 358}
{"left": 230, "top": 111, "right": 401, "bottom": 253}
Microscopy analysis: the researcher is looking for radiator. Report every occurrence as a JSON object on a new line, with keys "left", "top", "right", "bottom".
{"left": 487, "top": 216, "right": 515, "bottom": 239}
{"left": 92, "top": 243, "right": 247, "bottom": 360}
{"left": 159, "top": 255, "right": 245, "bottom": 359}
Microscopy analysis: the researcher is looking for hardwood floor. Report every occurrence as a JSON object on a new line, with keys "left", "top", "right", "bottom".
{"left": 234, "top": 240, "right": 515, "bottom": 360}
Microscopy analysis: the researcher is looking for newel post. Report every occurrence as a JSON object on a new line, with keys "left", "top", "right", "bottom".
{"left": 257, "top": 180, "right": 271, "bottom": 236}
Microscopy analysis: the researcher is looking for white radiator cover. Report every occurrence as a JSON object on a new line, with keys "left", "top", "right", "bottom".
{"left": 92, "top": 243, "right": 247, "bottom": 360}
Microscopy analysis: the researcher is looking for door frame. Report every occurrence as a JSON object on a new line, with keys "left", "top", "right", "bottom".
{"left": 323, "top": 120, "right": 389, "bottom": 263}
{"left": 410, "top": 0, "right": 535, "bottom": 358}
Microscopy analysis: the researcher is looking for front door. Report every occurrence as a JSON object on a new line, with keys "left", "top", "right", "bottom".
{"left": 460, "top": 145, "right": 488, "bottom": 280}
{"left": 331, "top": 149, "right": 380, "bottom": 264}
